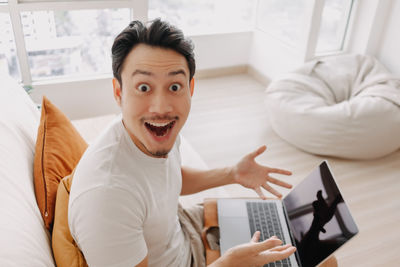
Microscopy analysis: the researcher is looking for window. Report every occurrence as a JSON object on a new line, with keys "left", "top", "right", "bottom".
{"left": 1, "top": 0, "right": 134, "bottom": 84}
{"left": 256, "top": 0, "right": 354, "bottom": 57}
{"left": 0, "top": 13, "right": 21, "bottom": 80}
{"left": 148, "top": 0, "right": 256, "bottom": 35}
{"left": 256, "top": 0, "right": 310, "bottom": 46}
{"left": 315, "top": 0, "right": 354, "bottom": 54}
{"left": 2, "top": 0, "right": 355, "bottom": 85}
{"left": 21, "top": 8, "right": 130, "bottom": 80}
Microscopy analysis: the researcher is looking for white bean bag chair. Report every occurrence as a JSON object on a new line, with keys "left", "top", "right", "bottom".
{"left": 265, "top": 54, "right": 400, "bottom": 159}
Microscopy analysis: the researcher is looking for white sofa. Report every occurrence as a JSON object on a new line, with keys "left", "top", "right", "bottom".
{"left": 0, "top": 75, "right": 207, "bottom": 266}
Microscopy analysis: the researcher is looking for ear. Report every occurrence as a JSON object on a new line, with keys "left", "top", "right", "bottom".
{"left": 112, "top": 78, "right": 122, "bottom": 107}
{"left": 189, "top": 78, "right": 195, "bottom": 97}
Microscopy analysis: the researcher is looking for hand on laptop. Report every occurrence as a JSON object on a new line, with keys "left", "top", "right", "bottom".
{"left": 210, "top": 231, "right": 296, "bottom": 267}
{"left": 230, "top": 145, "right": 293, "bottom": 199}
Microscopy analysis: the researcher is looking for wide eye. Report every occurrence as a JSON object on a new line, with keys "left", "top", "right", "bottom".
{"left": 169, "top": 83, "right": 181, "bottom": 92}
{"left": 138, "top": 83, "right": 151, "bottom": 92}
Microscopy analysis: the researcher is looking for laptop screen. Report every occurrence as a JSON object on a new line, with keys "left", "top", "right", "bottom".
{"left": 283, "top": 161, "right": 358, "bottom": 267}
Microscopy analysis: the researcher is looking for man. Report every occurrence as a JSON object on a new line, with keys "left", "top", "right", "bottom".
{"left": 69, "top": 19, "right": 296, "bottom": 267}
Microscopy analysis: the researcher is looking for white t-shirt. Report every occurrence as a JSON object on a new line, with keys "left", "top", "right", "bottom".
{"left": 68, "top": 116, "right": 191, "bottom": 267}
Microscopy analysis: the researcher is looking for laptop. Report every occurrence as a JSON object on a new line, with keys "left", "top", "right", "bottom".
{"left": 218, "top": 161, "right": 359, "bottom": 267}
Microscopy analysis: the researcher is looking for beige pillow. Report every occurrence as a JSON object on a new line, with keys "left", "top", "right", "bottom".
{"left": 34, "top": 96, "right": 88, "bottom": 231}
{"left": 52, "top": 171, "right": 88, "bottom": 267}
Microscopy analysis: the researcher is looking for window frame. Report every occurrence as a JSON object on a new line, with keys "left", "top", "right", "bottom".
{"left": 0, "top": 0, "right": 377, "bottom": 87}
{"left": 254, "top": 0, "right": 355, "bottom": 62}
{"left": 1, "top": 0, "right": 147, "bottom": 85}
{"left": 314, "top": 0, "right": 355, "bottom": 56}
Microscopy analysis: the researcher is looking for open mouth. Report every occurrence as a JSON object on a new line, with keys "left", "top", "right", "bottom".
{"left": 144, "top": 121, "right": 176, "bottom": 137}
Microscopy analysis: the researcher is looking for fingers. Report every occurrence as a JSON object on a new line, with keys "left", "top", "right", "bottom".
{"left": 269, "top": 243, "right": 292, "bottom": 252}
{"left": 251, "top": 231, "right": 261, "bottom": 243}
{"left": 317, "top": 190, "right": 323, "bottom": 201}
{"left": 262, "top": 183, "right": 282, "bottom": 198}
{"left": 255, "top": 187, "right": 267, "bottom": 200}
{"left": 267, "top": 167, "right": 292, "bottom": 176}
{"left": 252, "top": 236, "right": 282, "bottom": 252}
{"left": 262, "top": 245, "right": 297, "bottom": 262}
{"left": 267, "top": 176, "right": 293, "bottom": 189}
{"left": 249, "top": 145, "right": 267, "bottom": 159}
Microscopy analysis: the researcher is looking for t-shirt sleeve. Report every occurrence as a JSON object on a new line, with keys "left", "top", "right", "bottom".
{"left": 69, "top": 186, "right": 147, "bottom": 267}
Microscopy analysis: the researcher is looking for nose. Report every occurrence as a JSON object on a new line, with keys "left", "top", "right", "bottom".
{"left": 148, "top": 90, "right": 173, "bottom": 114}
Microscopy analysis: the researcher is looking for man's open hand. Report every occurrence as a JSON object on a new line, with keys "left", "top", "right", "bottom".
{"left": 230, "top": 145, "right": 292, "bottom": 199}
{"left": 210, "top": 231, "right": 296, "bottom": 267}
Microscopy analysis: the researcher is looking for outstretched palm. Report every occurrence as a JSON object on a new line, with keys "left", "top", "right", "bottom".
{"left": 232, "top": 145, "right": 293, "bottom": 199}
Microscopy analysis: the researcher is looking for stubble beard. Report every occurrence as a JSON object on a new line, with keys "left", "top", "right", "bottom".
{"left": 150, "top": 149, "right": 170, "bottom": 158}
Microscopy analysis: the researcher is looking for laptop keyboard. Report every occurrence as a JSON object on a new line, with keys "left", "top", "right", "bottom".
{"left": 246, "top": 202, "right": 292, "bottom": 267}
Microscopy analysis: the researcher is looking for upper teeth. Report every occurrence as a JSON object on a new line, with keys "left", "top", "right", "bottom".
{"left": 146, "top": 121, "right": 172, "bottom": 127}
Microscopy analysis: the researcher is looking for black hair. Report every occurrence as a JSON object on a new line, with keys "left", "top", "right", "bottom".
{"left": 111, "top": 18, "right": 195, "bottom": 87}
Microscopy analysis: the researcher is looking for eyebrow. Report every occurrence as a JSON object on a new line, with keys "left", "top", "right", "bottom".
{"left": 131, "top": 69, "right": 187, "bottom": 77}
{"left": 168, "top": 69, "right": 187, "bottom": 77}
{"left": 132, "top": 69, "right": 153, "bottom": 77}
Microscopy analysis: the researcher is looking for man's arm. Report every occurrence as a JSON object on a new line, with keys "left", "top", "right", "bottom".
{"left": 181, "top": 145, "right": 293, "bottom": 198}
{"left": 69, "top": 187, "right": 148, "bottom": 266}
{"left": 181, "top": 166, "right": 232, "bottom": 195}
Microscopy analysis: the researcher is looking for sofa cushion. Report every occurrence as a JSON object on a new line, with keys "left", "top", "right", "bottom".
{"left": 52, "top": 170, "right": 88, "bottom": 267}
{"left": 0, "top": 75, "right": 55, "bottom": 266}
{"left": 34, "top": 96, "right": 88, "bottom": 231}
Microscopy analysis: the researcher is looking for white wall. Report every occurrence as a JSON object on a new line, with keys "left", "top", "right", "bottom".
{"left": 346, "top": 0, "right": 399, "bottom": 75}
{"left": 249, "top": 30, "right": 304, "bottom": 82}
{"left": 346, "top": 0, "right": 381, "bottom": 55}
{"left": 30, "top": 32, "right": 252, "bottom": 120}
{"left": 374, "top": 0, "right": 400, "bottom": 75}
{"left": 192, "top": 31, "right": 252, "bottom": 71}
{"left": 30, "top": 76, "right": 118, "bottom": 119}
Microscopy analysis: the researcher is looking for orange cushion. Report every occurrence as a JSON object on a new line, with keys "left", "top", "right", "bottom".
{"left": 52, "top": 171, "right": 88, "bottom": 267}
{"left": 34, "top": 96, "right": 88, "bottom": 231}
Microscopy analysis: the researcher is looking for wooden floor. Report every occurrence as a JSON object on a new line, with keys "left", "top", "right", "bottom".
{"left": 72, "top": 73, "right": 400, "bottom": 267}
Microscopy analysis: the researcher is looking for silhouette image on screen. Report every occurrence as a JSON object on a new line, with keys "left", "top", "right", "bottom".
{"left": 283, "top": 162, "right": 358, "bottom": 267}
{"left": 295, "top": 190, "right": 344, "bottom": 266}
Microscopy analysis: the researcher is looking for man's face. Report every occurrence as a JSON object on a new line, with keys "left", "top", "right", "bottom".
{"left": 113, "top": 44, "right": 193, "bottom": 158}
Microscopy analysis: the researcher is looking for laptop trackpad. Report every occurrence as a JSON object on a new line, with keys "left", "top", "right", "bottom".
{"left": 219, "top": 216, "right": 251, "bottom": 255}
